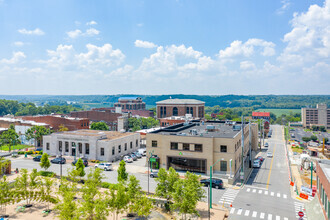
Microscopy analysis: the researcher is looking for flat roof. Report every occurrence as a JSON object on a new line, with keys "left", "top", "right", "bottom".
{"left": 156, "top": 99, "right": 205, "bottom": 105}
{"left": 151, "top": 122, "right": 244, "bottom": 138}
{"left": 118, "top": 97, "right": 140, "bottom": 100}
{"left": 252, "top": 112, "right": 270, "bottom": 117}
{"left": 0, "top": 117, "right": 48, "bottom": 126}
{"left": 54, "top": 129, "right": 134, "bottom": 140}
{"left": 318, "top": 160, "right": 330, "bottom": 183}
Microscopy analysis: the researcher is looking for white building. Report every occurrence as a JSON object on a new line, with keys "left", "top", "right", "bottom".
{"left": 43, "top": 129, "right": 140, "bottom": 162}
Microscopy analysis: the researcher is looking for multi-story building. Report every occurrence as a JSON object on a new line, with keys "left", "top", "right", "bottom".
{"left": 20, "top": 115, "right": 89, "bottom": 131}
{"left": 114, "top": 97, "right": 146, "bottom": 110}
{"left": 43, "top": 129, "right": 140, "bottom": 162}
{"left": 316, "top": 159, "right": 330, "bottom": 219}
{"left": 302, "top": 104, "right": 330, "bottom": 129}
{"left": 252, "top": 112, "right": 270, "bottom": 121}
{"left": 156, "top": 99, "right": 205, "bottom": 119}
{"left": 146, "top": 121, "right": 258, "bottom": 182}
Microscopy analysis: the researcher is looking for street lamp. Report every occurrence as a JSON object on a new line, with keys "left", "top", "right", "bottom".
{"left": 147, "top": 150, "right": 154, "bottom": 195}
{"left": 209, "top": 158, "right": 223, "bottom": 209}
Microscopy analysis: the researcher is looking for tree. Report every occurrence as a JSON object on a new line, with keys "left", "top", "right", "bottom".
{"left": 108, "top": 182, "right": 129, "bottom": 220}
{"left": 171, "top": 172, "right": 205, "bottom": 219}
{"left": 58, "top": 124, "right": 69, "bottom": 132}
{"left": 25, "top": 125, "right": 50, "bottom": 148}
{"left": 132, "top": 195, "right": 153, "bottom": 218}
{"left": 127, "top": 175, "right": 142, "bottom": 212}
{"left": 0, "top": 126, "right": 20, "bottom": 152}
{"left": 75, "top": 158, "right": 85, "bottom": 179}
{"left": 40, "top": 153, "right": 51, "bottom": 171}
{"left": 90, "top": 122, "right": 109, "bottom": 131}
{"left": 155, "top": 167, "right": 179, "bottom": 203}
{"left": 41, "top": 177, "right": 56, "bottom": 211}
{"left": 320, "top": 126, "right": 326, "bottom": 132}
{"left": 15, "top": 168, "right": 40, "bottom": 206}
{"left": 302, "top": 137, "right": 311, "bottom": 142}
{"left": 0, "top": 176, "right": 13, "bottom": 217}
{"left": 117, "top": 160, "right": 128, "bottom": 182}
{"left": 311, "top": 135, "right": 318, "bottom": 142}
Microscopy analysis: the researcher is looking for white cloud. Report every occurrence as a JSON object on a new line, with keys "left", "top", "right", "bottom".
{"left": 277, "top": 0, "right": 291, "bottom": 15}
{"left": 66, "top": 28, "right": 100, "bottom": 39}
{"left": 134, "top": 40, "right": 157, "bottom": 48}
{"left": 0, "top": 51, "right": 26, "bottom": 64}
{"left": 108, "top": 65, "right": 134, "bottom": 77}
{"left": 18, "top": 28, "right": 45, "bottom": 35}
{"left": 86, "top": 20, "right": 97, "bottom": 26}
{"left": 240, "top": 61, "right": 256, "bottom": 70}
{"left": 218, "top": 38, "right": 275, "bottom": 58}
{"left": 13, "top": 41, "right": 24, "bottom": 47}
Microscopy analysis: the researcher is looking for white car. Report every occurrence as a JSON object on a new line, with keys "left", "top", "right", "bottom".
{"left": 267, "top": 151, "right": 273, "bottom": 157}
{"left": 138, "top": 149, "right": 146, "bottom": 156}
{"left": 95, "top": 163, "right": 112, "bottom": 171}
{"left": 253, "top": 159, "right": 261, "bottom": 168}
{"left": 265, "top": 143, "right": 269, "bottom": 147}
{"left": 124, "top": 156, "right": 133, "bottom": 163}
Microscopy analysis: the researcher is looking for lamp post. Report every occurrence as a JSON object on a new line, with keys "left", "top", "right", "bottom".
{"left": 310, "top": 161, "right": 313, "bottom": 188}
{"left": 147, "top": 150, "right": 154, "bottom": 195}
{"left": 60, "top": 152, "right": 63, "bottom": 181}
{"left": 209, "top": 158, "right": 223, "bottom": 209}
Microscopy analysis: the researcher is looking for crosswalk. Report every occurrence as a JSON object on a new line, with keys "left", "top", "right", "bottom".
{"left": 294, "top": 202, "right": 308, "bottom": 220}
{"left": 219, "top": 188, "right": 239, "bottom": 205}
{"left": 230, "top": 208, "right": 289, "bottom": 219}
{"left": 245, "top": 187, "right": 288, "bottom": 200}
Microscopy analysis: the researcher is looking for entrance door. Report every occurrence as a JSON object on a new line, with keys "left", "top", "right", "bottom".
{"left": 220, "top": 161, "right": 227, "bottom": 172}
{"left": 72, "top": 148, "right": 76, "bottom": 156}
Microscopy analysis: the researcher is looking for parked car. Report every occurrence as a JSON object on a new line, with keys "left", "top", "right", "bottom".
{"left": 257, "top": 156, "right": 264, "bottom": 162}
{"left": 33, "top": 155, "right": 42, "bottom": 162}
{"left": 267, "top": 151, "right": 273, "bottom": 157}
{"left": 150, "top": 171, "right": 158, "bottom": 178}
{"left": 134, "top": 152, "right": 142, "bottom": 158}
{"left": 200, "top": 178, "right": 223, "bottom": 189}
{"left": 95, "top": 163, "right": 112, "bottom": 171}
{"left": 72, "top": 158, "right": 88, "bottom": 167}
{"left": 253, "top": 159, "right": 261, "bottom": 168}
{"left": 51, "top": 157, "right": 66, "bottom": 164}
{"left": 264, "top": 143, "right": 269, "bottom": 147}
{"left": 34, "top": 148, "right": 43, "bottom": 154}
{"left": 138, "top": 148, "right": 146, "bottom": 156}
{"left": 124, "top": 156, "right": 133, "bottom": 163}
{"left": 130, "top": 153, "right": 138, "bottom": 161}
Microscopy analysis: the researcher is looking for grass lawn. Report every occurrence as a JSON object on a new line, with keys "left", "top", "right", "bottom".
{"left": 0, "top": 144, "right": 31, "bottom": 151}
{"left": 256, "top": 108, "right": 301, "bottom": 117}
{"left": 291, "top": 147, "right": 303, "bottom": 154}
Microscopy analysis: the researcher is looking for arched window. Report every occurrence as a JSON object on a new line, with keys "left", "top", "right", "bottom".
{"left": 190, "top": 107, "right": 193, "bottom": 115}
{"left": 160, "top": 107, "right": 163, "bottom": 117}
{"left": 173, "top": 107, "right": 178, "bottom": 116}
{"left": 186, "top": 107, "right": 189, "bottom": 114}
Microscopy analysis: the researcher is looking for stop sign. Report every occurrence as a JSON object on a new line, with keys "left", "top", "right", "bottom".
{"left": 298, "top": 211, "right": 304, "bottom": 217}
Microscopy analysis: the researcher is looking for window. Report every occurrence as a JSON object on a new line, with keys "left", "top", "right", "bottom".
{"left": 183, "top": 143, "right": 190, "bottom": 151}
{"left": 78, "top": 143, "right": 82, "bottom": 154}
{"left": 136, "top": 139, "right": 138, "bottom": 148}
{"left": 195, "top": 144, "right": 203, "bottom": 152}
{"left": 118, "top": 145, "right": 121, "bottom": 153}
{"left": 46, "top": 143, "right": 50, "bottom": 150}
{"left": 81, "top": 123, "right": 83, "bottom": 127}
{"left": 220, "top": 161, "right": 227, "bottom": 171}
{"left": 221, "top": 145, "right": 227, "bottom": 152}
{"left": 171, "top": 142, "right": 178, "bottom": 150}
{"left": 85, "top": 143, "right": 89, "bottom": 155}
{"left": 130, "top": 142, "right": 132, "bottom": 149}
{"left": 164, "top": 107, "right": 166, "bottom": 116}
{"left": 112, "top": 147, "right": 115, "bottom": 155}
{"left": 186, "top": 107, "right": 189, "bottom": 114}
{"left": 125, "top": 143, "right": 127, "bottom": 151}
{"left": 190, "top": 107, "right": 193, "bottom": 115}
{"left": 59, "top": 141, "right": 62, "bottom": 151}
{"left": 173, "top": 107, "right": 178, "bottom": 116}
{"left": 101, "top": 148, "right": 104, "bottom": 156}
{"left": 65, "top": 142, "right": 69, "bottom": 152}
{"left": 152, "top": 140, "right": 158, "bottom": 147}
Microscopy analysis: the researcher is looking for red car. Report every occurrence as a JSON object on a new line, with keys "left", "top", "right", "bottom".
{"left": 257, "top": 156, "right": 264, "bottom": 162}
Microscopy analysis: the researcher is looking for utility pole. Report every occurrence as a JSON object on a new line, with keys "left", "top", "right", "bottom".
{"left": 262, "top": 119, "right": 265, "bottom": 146}
{"left": 241, "top": 115, "right": 244, "bottom": 184}
{"left": 249, "top": 120, "right": 252, "bottom": 168}
{"left": 311, "top": 161, "right": 313, "bottom": 188}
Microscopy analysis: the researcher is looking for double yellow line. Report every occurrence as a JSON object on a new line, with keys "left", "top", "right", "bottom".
{"left": 266, "top": 145, "right": 276, "bottom": 189}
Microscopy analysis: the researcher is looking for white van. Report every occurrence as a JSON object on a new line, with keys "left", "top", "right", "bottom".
{"left": 138, "top": 148, "right": 146, "bottom": 156}
{"left": 253, "top": 159, "right": 261, "bottom": 168}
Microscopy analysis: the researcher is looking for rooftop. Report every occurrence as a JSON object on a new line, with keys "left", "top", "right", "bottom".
{"left": 118, "top": 97, "right": 140, "bottom": 100}
{"left": 252, "top": 112, "right": 270, "bottom": 117}
{"left": 0, "top": 117, "right": 48, "bottom": 126}
{"left": 151, "top": 121, "right": 245, "bottom": 138}
{"left": 156, "top": 99, "right": 205, "bottom": 105}
{"left": 318, "top": 159, "right": 330, "bottom": 183}
{"left": 52, "top": 129, "right": 134, "bottom": 140}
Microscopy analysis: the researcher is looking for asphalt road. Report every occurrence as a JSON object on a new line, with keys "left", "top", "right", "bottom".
{"left": 228, "top": 125, "right": 307, "bottom": 220}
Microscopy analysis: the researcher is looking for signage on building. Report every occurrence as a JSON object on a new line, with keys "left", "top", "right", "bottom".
{"left": 301, "top": 186, "right": 312, "bottom": 195}
{"left": 240, "top": 172, "right": 244, "bottom": 180}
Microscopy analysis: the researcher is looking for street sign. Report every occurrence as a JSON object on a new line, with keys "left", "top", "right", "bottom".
{"left": 150, "top": 158, "right": 156, "bottom": 162}
{"left": 179, "top": 152, "right": 183, "bottom": 156}
{"left": 298, "top": 211, "right": 304, "bottom": 217}
{"left": 240, "top": 172, "right": 244, "bottom": 180}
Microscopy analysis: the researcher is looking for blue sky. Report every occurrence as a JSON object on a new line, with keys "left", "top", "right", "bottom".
{"left": 0, "top": 0, "right": 329, "bottom": 95}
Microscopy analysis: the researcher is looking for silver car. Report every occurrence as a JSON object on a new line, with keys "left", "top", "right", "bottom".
{"left": 95, "top": 163, "right": 113, "bottom": 171}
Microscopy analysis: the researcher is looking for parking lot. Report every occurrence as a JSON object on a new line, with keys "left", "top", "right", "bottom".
{"left": 289, "top": 127, "right": 330, "bottom": 143}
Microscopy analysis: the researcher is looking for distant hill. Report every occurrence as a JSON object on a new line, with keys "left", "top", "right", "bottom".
{"left": 0, "top": 94, "right": 329, "bottom": 109}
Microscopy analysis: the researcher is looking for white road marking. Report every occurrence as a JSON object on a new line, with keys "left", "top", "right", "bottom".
{"left": 276, "top": 215, "right": 280, "bottom": 220}
{"left": 277, "top": 193, "right": 280, "bottom": 197}
{"left": 283, "top": 194, "right": 287, "bottom": 199}
{"left": 244, "top": 210, "right": 250, "bottom": 216}
{"left": 252, "top": 211, "right": 257, "bottom": 217}
{"left": 265, "top": 190, "right": 268, "bottom": 195}
{"left": 268, "top": 213, "right": 272, "bottom": 220}
{"left": 237, "top": 209, "right": 242, "bottom": 215}
{"left": 259, "top": 190, "right": 262, "bottom": 194}
{"left": 252, "top": 189, "right": 256, "bottom": 193}
{"left": 284, "top": 218, "right": 288, "bottom": 220}
{"left": 271, "top": 192, "right": 275, "bottom": 196}
{"left": 230, "top": 208, "right": 235, "bottom": 214}
{"left": 247, "top": 188, "right": 251, "bottom": 192}
{"left": 260, "top": 212, "right": 265, "bottom": 219}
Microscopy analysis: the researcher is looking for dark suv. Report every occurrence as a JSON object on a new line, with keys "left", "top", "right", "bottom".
{"left": 51, "top": 157, "right": 66, "bottom": 164}
{"left": 200, "top": 178, "right": 223, "bottom": 189}
{"left": 72, "top": 158, "right": 88, "bottom": 167}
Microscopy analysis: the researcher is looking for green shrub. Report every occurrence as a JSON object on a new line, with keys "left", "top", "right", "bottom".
{"left": 17, "top": 151, "right": 26, "bottom": 155}
{"left": 101, "top": 182, "right": 119, "bottom": 190}
{"left": 38, "top": 171, "right": 55, "bottom": 177}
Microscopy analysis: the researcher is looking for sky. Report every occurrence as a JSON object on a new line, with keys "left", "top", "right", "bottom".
{"left": 0, "top": 0, "right": 329, "bottom": 95}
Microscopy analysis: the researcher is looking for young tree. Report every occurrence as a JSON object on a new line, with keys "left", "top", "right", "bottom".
{"left": 127, "top": 175, "right": 142, "bottom": 212}
{"left": 155, "top": 167, "right": 179, "bottom": 202}
{"left": 302, "top": 137, "right": 311, "bottom": 142}
{"left": 15, "top": 168, "right": 40, "bottom": 206}
{"left": 0, "top": 126, "right": 20, "bottom": 152}
{"left": 40, "top": 153, "right": 51, "bottom": 171}
{"left": 90, "top": 122, "right": 109, "bottom": 131}
{"left": 108, "top": 182, "right": 129, "bottom": 220}
{"left": 75, "top": 158, "right": 85, "bottom": 179}
{"left": 117, "top": 160, "right": 128, "bottom": 182}
{"left": 311, "top": 135, "right": 318, "bottom": 142}
{"left": 0, "top": 176, "right": 13, "bottom": 217}
{"left": 132, "top": 195, "right": 153, "bottom": 218}
{"left": 171, "top": 172, "right": 205, "bottom": 219}
{"left": 25, "top": 125, "right": 50, "bottom": 148}
{"left": 41, "top": 177, "right": 56, "bottom": 211}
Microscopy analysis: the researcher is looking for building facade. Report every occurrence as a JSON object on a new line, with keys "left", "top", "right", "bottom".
{"left": 316, "top": 159, "right": 330, "bottom": 219}
{"left": 156, "top": 99, "right": 205, "bottom": 119}
{"left": 252, "top": 112, "right": 270, "bottom": 121}
{"left": 21, "top": 115, "right": 89, "bottom": 131}
{"left": 114, "top": 97, "right": 146, "bottom": 110}
{"left": 43, "top": 129, "right": 140, "bottom": 162}
{"left": 146, "top": 121, "right": 258, "bottom": 182}
{"left": 302, "top": 104, "right": 330, "bottom": 129}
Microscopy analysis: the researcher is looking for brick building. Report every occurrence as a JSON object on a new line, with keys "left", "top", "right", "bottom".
{"left": 316, "top": 159, "right": 330, "bottom": 219}
{"left": 114, "top": 97, "right": 146, "bottom": 110}
{"left": 156, "top": 99, "right": 205, "bottom": 119}
{"left": 302, "top": 103, "right": 330, "bottom": 129}
{"left": 20, "top": 115, "right": 89, "bottom": 131}
{"left": 252, "top": 112, "right": 270, "bottom": 121}
{"left": 94, "top": 108, "right": 154, "bottom": 118}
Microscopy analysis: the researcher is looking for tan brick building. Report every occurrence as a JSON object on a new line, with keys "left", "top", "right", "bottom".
{"left": 316, "top": 159, "right": 330, "bottom": 219}
{"left": 156, "top": 99, "right": 205, "bottom": 118}
{"left": 302, "top": 103, "right": 330, "bottom": 129}
{"left": 146, "top": 121, "right": 258, "bottom": 182}
{"left": 114, "top": 97, "right": 146, "bottom": 110}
